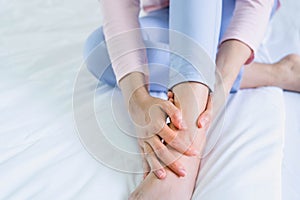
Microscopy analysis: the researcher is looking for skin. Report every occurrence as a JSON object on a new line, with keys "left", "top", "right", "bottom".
{"left": 129, "top": 39, "right": 253, "bottom": 199}
{"left": 131, "top": 39, "right": 252, "bottom": 180}
{"left": 241, "top": 54, "right": 300, "bottom": 92}
{"left": 127, "top": 39, "right": 300, "bottom": 199}
{"left": 129, "top": 82, "right": 208, "bottom": 200}
{"left": 119, "top": 72, "right": 203, "bottom": 179}
{"left": 216, "top": 40, "right": 252, "bottom": 95}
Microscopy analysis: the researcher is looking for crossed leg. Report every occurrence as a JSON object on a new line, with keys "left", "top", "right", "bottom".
{"left": 129, "top": 54, "right": 300, "bottom": 199}
{"left": 129, "top": 82, "right": 209, "bottom": 200}
{"left": 241, "top": 54, "right": 300, "bottom": 92}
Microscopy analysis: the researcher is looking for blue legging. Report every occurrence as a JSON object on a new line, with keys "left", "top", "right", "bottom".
{"left": 83, "top": 0, "right": 277, "bottom": 93}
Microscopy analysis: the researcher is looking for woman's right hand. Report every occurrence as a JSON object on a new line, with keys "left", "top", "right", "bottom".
{"left": 129, "top": 89, "right": 201, "bottom": 179}
{"left": 119, "top": 72, "right": 199, "bottom": 179}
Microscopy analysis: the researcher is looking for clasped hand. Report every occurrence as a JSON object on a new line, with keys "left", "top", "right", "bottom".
{"left": 128, "top": 89, "right": 212, "bottom": 179}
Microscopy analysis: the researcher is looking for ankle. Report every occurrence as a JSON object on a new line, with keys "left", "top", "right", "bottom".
{"left": 268, "top": 63, "right": 282, "bottom": 87}
{"left": 274, "top": 56, "right": 295, "bottom": 88}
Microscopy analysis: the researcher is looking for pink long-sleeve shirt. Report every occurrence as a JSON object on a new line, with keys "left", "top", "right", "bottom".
{"left": 100, "top": 0, "right": 275, "bottom": 84}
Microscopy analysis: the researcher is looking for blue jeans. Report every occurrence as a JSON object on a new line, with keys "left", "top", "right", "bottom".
{"left": 83, "top": 0, "right": 277, "bottom": 93}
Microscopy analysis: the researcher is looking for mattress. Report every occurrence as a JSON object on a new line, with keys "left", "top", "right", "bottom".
{"left": 0, "top": 0, "right": 299, "bottom": 199}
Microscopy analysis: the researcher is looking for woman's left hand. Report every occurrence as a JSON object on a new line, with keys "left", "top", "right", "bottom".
{"left": 168, "top": 91, "right": 213, "bottom": 129}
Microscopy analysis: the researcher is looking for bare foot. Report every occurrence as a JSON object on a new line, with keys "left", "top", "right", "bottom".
{"left": 241, "top": 54, "right": 300, "bottom": 92}
{"left": 276, "top": 54, "right": 300, "bottom": 92}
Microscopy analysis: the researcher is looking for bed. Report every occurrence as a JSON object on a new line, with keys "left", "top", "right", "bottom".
{"left": 0, "top": 0, "right": 299, "bottom": 199}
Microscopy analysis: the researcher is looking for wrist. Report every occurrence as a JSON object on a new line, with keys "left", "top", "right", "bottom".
{"left": 119, "top": 72, "right": 150, "bottom": 106}
{"left": 216, "top": 69, "right": 236, "bottom": 94}
{"left": 131, "top": 86, "right": 151, "bottom": 105}
{"left": 216, "top": 40, "right": 251, "bottom": 95}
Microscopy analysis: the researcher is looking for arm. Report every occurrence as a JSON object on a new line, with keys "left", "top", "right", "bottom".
{"left": 100, "top": 0, "right": 199, "bottom": 178}
{"left": 130, "top": 82, "right": 209, "bottom": 200}
{"left": 218, "top": 0, "right": 274, "bottom": 94}
{"left": 220, "top": 0, "right": 274, "bottom": 56}
{"left": 216, "top": 40, "right": 252, "bottom": 94}
{"left": 100, "top": 0, "right": 148, "bottom": 83}
{"left": 196, "top": 0, "right": 275, "bottom": 127}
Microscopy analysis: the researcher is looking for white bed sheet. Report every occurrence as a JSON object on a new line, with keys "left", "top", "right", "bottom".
{"left": 0, "top": 0, "right": 299, "bottom": 199}
{"left": 282, "top": 92, "right": 300, "bottom": 200}
{"left": 256, "top": 1, "right": 300, "bottom": 198}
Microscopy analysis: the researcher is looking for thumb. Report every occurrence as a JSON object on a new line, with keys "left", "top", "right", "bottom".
{"left": 197, "top": 94, "right": 213, "bottom": 128}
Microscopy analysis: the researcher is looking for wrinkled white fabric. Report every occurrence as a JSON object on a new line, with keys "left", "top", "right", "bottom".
{"left": 0, "top": 0, "right": 299, "bottom": 199}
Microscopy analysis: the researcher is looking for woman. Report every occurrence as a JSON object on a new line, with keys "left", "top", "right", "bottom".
{"left": 84, "top": 0, "right": 300, "bottom": 199}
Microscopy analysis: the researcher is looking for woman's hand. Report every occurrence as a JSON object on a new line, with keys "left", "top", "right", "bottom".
{"left": 119, "top": 73, "right": 200, "bottom": 179}
{"left": 168, "top": 91, "right": 213, "bottom": 129}
{"left": 131, "top": 91, "right": 202, "bottom": 179}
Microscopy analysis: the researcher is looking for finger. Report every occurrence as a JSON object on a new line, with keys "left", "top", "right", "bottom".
{"left": 143, "top": 164, "right": 150, "bottom": 179}
{"left": 159, "top": 100, "right": 184, "bottom": 129}
{"left": 167, "top": 90, "right": 174, "bottom": 103}
{"left": 206, "top": 93, "right": 213, "bottom": 111}
{"left": 197, "top": 94, "right": 213, "bottom": 128}
{"left": 167, "top": 91, "right": 174, "bottom": 99}
{"left": 158, "top": 124, "right": 199, "bottom": 156}
{"left": 167, "top": 95, "right": 175, "bottom": 105}
{"left": 198, "top": 113, "right": 211, "bottom": 129}
{"left": 144, "top": 142, "right": 166, "bottom": 179}
{"left": 169, "top": 99, "right": 174, "bottom": 104}
{"left": 142, "top": 148, "right": 151, "bottom": 179}
{"left": 138, "top": 141, "right": 150, "bottom": 179}
{"left": 147, "top": 137, "right": 187, "bottom": 177}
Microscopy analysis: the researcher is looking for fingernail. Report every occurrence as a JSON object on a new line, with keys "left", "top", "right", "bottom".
{"left": 191, "top": 149, "right": 200, "bottom": 156}
{"left": 157, "top": 170, "right": 165, "bottom": 178}
{"left": 200, "top": 117, "right": 208, "bottom": 128}
{"left": 180, "top": 121, "right": 187, "bottom": 129}
{"left": 178, "top": 168, "right": 187, "bottom": 177}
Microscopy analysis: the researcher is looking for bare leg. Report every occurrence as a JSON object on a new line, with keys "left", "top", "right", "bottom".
{"left": 241, "top": 54, "right": 300, "bottom": 92}
{"left": 129, "top": 82, "right": 208, "bottom": 200}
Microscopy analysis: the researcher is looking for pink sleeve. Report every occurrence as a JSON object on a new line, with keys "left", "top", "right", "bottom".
{"left": 100, "top": 0, "right": 149, "bottom": 84}
{"left": 220, "top": 0, "right": 274, "bottom": 64}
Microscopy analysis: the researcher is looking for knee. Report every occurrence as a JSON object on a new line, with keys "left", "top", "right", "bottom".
{"left": 83, "top": 27, "right": 105, "bottom": 61}
{"left": 83, "top": 27, "right": 117, "bottom": 86}
{"left": 83, "top": 27, "right": 104, "bottom": 78}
